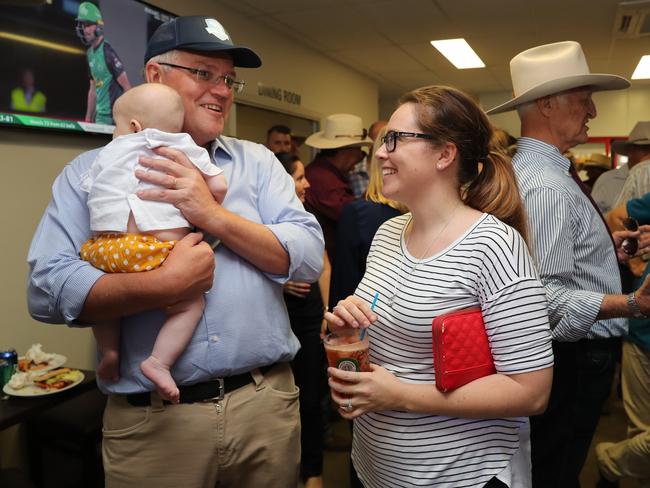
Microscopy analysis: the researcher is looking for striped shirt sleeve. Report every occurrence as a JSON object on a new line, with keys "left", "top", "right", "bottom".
{"left": 524, "top": 186, "right": 604, "bottom": 341}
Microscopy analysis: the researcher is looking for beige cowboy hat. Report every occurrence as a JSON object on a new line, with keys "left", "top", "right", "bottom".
{"left": 487, "top": 41, "right": 630, "bottom": 115}
{"left": 306, "top": 113, "right": 373, "bottom": 149}
{"left": 575, "top": 153, "right": 611, "bottom": 170}
{"left": 612, "top": 121, "right": 650, "bottom": 155}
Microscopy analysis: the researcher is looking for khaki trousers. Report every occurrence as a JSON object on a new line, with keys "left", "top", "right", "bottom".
{"left": 598, "top": 341, "right": 650, "bottom": 485}
{"left": 102, "top": 363, "right": 300, "bottom": 488}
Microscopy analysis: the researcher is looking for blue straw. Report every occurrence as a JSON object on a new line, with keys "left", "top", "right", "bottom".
{"left": 360, "top": 292, "right": 379, "bottom": 341}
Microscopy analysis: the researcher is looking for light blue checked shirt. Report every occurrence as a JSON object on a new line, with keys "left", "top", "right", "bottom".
{"left": 513, "top": 137, "right": 627, "bottom": 341}
{"left": 27, "top": 135, "right": 324, "bottom": 394}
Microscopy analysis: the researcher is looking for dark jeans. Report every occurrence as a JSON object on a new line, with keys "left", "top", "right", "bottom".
{"left": 290, "top": 318, "right": 326, "bottom": 480}
{"left": 530, "top": 338, "right": 619, "bottom": 488}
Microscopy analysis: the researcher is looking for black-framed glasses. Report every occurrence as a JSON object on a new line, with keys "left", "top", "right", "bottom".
{"left": 158, "top": 62, "right": 245, "bottom": 93}
{"left": 622, "top": 217, "right": 639, "bottom": 256}
{"left": 382, "top": 130, "right": 435, "bottom": 152}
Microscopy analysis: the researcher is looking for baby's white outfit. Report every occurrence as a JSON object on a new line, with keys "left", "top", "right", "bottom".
{"left": 80, "top": 128, "right": 222, "bottom": 232}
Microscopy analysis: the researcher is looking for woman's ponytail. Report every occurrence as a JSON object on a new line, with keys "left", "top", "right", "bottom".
{"left": 462, "top": 150, "right": 529, "bottom": 244}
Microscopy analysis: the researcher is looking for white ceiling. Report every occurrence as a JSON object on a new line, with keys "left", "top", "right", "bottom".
{"left": 214, "top": 0, "right": 650, "bottom": 102}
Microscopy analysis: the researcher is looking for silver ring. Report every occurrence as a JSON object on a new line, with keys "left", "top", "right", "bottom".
{"left": 344, "top": 398, "right": 353, "bottom": 412}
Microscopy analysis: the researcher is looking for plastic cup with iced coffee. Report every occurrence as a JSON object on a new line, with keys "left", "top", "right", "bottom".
{"left": 323, "top": 328, "right": 370, "bottom": 373}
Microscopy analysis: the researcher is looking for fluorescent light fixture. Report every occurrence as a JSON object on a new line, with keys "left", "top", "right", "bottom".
{"left": 631, "top": 55, "right": 650, "bottom": 80}
{"left": 430, "top": 38, "right": 485, "bottom": 69}
{"left": 0, "top": 31, "right": 84, "bottom": 55}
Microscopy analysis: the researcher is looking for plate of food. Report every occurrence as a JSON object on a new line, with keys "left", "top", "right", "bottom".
{"left": 3, "top": 368, "right": 84, "bottom": 397}
{"left": 17, "top": 344, "right": 67, "bottom": 373}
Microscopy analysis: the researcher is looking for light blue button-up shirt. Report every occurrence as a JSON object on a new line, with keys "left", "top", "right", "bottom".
{"left": 513, "top": 137, "right": 626, "bottom": 341}
{"left": 27, "top": 135, "right": 324, "bottom": 394}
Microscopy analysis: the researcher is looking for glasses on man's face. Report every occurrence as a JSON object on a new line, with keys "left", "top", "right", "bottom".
{"left": 158, "top": 62, "right": 245, "bottom": 93}
{"left": 382, "top": 130, "right": 435, "bottom": 152}
{"left": 622, "top": 217, "right": 639, "bottom": 256}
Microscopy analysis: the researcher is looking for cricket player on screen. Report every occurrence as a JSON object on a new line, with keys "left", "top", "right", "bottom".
{"left": 75, "top": 2, "right": 131, "bottom": 125}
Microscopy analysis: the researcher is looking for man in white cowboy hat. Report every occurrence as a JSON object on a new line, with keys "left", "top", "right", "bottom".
{"left": 305, "top": 113, "right": 373, "bottom": 260}
{"left": 593, "top": 123, "right": 650, "bottom": 216}
{"left": 611, "top": 122, "right": 650, "bottom": 209}
{"left": 487, "top": 40, "right": 650, "bottom": 488}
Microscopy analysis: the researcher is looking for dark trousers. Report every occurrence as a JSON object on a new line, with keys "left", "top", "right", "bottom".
{"left": 290, "top": 318, "right": 326, "bottom": 479}
{"left": 530, "top": 338, "right": 619, "bottom": 487}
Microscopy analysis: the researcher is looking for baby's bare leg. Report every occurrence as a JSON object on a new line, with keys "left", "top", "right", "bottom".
{"left": 140, "top": 294, "right": 205, "bottom": 403}
{"left": 93, "top": 321, "right": 121, "bottom": 382}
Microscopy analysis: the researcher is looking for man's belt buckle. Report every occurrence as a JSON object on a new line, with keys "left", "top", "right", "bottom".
{"left": 201, "top": 378, "right": 225, "bottom": 402}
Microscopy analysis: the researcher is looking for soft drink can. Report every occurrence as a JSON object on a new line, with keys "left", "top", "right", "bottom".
{"left": 0, "top": 349, "right": 17, "bottom": 388}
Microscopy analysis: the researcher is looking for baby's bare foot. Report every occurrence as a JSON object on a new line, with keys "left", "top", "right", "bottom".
{"left": 97, "top": 350, "right": 120, "bottom": 382}
{"left": 140, "top": 355, "right": 179, "bottom": 403}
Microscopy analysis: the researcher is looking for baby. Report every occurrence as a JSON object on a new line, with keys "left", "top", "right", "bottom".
{"left": 80, "top": 83, "right": 227, "bottom": 402}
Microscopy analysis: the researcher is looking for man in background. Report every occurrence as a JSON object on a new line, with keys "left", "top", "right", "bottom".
{"left": 266, "top": 124, "right": 292, "bottom": 153}
{"left": 574, "top": 153, "right": 611, "bottom": 193}
{"left": 612, "top": 122, "right": 650, "bottom": 208}
{"left": 305, "top": 113, "right": 372, "bottom": 261}
{"left": 10, "top": 68, "right": 46, "bottom": 113}
{"left": 487, "top": 40, "right": 650, "bottom": 488}
{"left": 347, "top": 120, "right": 387, "bottom": 198}
{"left": 75, "top": 2, "right": 131, "bottom": 125}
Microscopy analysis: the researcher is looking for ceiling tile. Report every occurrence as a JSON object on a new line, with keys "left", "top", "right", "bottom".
{"left": 337, "top": 46, "right": 428, "bottom": 73}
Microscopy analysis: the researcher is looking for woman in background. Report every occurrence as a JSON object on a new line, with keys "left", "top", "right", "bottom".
{"left": 325, "top": 86, "right": 554, "bottom": 488}
{"left": 276, "top": 151, "right": 329, "bottom": 488}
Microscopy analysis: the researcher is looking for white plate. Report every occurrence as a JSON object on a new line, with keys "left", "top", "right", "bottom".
{"left": 2, "top": 371, "right": 84, "bottom": 397}
{"left": 18, "top": 353, "right": 67, "bottom": 373}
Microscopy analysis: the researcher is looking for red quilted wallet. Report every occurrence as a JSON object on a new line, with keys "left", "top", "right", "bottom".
{"left": 432, "top": 307, "right": 496, "bottom": 392}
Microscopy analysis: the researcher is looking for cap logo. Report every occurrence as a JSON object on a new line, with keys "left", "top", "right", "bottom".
{"left": 204, "top": 18, "right": 229, "bottom": 41}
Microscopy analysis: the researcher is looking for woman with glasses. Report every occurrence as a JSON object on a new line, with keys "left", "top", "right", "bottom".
{"left": 325, "top": 85, "right": 554, "bottom": 488}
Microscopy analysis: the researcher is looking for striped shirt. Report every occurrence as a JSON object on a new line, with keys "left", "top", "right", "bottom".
{"left": 353, "top": 213, "right": 553, "bottom": 488}
{"left": 512, "top": 138, "right": 627, "bottom": 341}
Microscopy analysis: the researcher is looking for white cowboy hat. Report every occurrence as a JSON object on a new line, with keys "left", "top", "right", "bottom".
{"left": 487, "top": 41, "right": 630, "bottom": 115}
{"left": 305, "top": 114, "right": 373, "bottom": 149}
{"left": 612, "top": 121, "right": 650, "bottom": 155}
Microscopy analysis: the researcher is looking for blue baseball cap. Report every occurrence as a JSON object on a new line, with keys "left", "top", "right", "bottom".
{"left": 144, "top": 16, "right": 262, "bottom": 68}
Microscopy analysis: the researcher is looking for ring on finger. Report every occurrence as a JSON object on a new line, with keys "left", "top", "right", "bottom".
{"left": 344, "top": 398, "right": 353, "bottom": 412}
{"left": 171, "top": 177, "right": 178, "bottom": 189}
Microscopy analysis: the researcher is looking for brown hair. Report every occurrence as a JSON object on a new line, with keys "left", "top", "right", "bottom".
{"left": 398, "top": 85, "right": 528, "bottom": 243}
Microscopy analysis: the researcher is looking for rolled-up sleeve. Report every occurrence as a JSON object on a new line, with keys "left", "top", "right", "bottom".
{"left": 257, "top": 151, "right": 324, "bottom": 284}
{"left": 526, "top": 188, "right": 603, "bottom": 341}
{"left": 27, "top": 151, "right": 104, "bottom": 326}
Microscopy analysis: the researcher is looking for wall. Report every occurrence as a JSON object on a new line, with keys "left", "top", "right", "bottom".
{"left": 0, "top": 129, "right": 103, "bottom": 369}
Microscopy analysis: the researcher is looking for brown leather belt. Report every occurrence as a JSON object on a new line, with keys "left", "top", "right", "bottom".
{"left": 126, "top": 364, "right": 275, "bottom": 406}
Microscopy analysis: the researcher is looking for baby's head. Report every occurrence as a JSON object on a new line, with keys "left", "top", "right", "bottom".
{"left": 112, "top": 83, "right": 184, "bottom": 137}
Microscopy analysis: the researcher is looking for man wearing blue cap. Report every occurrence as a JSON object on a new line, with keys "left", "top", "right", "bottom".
{"left": 27, "top": 15, "right": 324, "bottom": 487}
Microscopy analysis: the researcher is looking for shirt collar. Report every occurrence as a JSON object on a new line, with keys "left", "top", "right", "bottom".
{"left": 209, "top": 136, "right": 234, "bottom": 162}
{"left": 517, "top": 137, "right": 572, "bottom": 173}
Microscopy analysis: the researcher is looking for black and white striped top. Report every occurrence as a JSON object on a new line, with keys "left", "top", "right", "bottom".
{"left": 353, "top": 213, "right": 553, "bottom": 488}
{"left": 513, "top": 137, "right": 626, "bottom": 341}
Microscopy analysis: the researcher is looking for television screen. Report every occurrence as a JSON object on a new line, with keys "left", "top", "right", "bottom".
{"left": 0, "top": 0, "right": 175, "bottom": 135}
